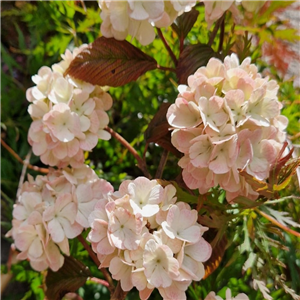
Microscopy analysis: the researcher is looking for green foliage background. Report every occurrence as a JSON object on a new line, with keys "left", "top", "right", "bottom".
{"left": 1, "top": 1, "right": 300, "bottom": 300}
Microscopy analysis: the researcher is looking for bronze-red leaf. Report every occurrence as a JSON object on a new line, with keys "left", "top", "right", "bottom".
{"left": 144, "top": 103, "right": 182, "bottom": 158}
{"left": 172, "top": 8, "right": 199, "bottom": 40}
{"left": 176, "top": 43, "right": 218, "bottom": 84}
{"left": 45, "top": 256, "right": 91, "bottom": 300}
{"left": 65, "top": 37, "right": 157, "bottom": 87}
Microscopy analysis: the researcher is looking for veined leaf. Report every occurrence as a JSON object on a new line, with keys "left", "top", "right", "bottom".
{"left": 45, "top": 256, "right": 91, "bottom": 300}
{"left": 65, "top": 37, "right": 157, "bottom": 87}
{"left": 176, "top": 43, "right": 217, "bottom": 84}
{"left": 171, "top": 8, "right": 199, "bottom": 40}
{"left": 262, "top": 206, "right": 300, "bottom": 229}
{"left": 144, "top": 103, "right": 182, "bottom": 157}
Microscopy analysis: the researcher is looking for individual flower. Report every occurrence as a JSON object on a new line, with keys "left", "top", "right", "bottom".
{"left": 143, "top": 239, "right": 180, "bottom": 288}
{"left": 167, "top": 54, "right": 287, "bottom": 202}
{"left": 26, "top": 46, "right": 113, "bottom": 168}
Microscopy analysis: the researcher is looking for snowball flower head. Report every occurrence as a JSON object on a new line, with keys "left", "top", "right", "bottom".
{"left": 8, "top": 165, "right": 113, "bottom": 271}
{"left": 167, "top": 54, "right": 288, "bottom": 202}
{"left": 27, "top": 45, "right": 113, "bottom": 168}
{"left": 88, "top": 177, "right": 212, "bottom": 300}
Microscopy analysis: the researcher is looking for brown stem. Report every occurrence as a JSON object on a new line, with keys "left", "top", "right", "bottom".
{"left": 77, "top": 235, "right": 100, "bottom": 266}
{"left": 157, "top": 65, "right": 176, "bottom": 72}
{"left": 110, "top": 282, "right": 127, "bottom": 300}
{"left": 218, "top": 15, "right": 225, "bottom": 52}
{"left": 16, "top": 150, "right": 31, "bottom": 200}
{"left": 197, "top": 194, "right": 206, "bottom": 213}
{"left": 208, "top": 13, "right": 226, "bottom": 47}
{"left": 77, "top": 235, "right": 115, "bottom": 293}
{"left": 155, "top": 149, "right": 169, "bottom": 179}
{"left": 156, "top": 28, "right": 178, "bottom": 66}
{"left": 255, "top": 208, "right": 300, "bottom": 238}
{"left": 105, "top": 127, "right": 152, "bottom": 179}
{"left": 1, "top": 139, "right": 49, "bottom": 174}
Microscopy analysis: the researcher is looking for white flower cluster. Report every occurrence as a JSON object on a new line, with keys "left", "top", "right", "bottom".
{"left": 203, "top": 0, "right": 267, "bottom": 28}
{"left": 167, "top": 54, "right": 288, "bottom": 201}
{"left": 8, "top": 166, "right": 113, "bottom": 271}
{"left": 26, "top": 45, "right": 113, "bottom": 168}
{"left": 99, "top": 0, "right": 197, "bottom": 45}
{"left": 88, "top": 176, "right": 212, "bottom": 300}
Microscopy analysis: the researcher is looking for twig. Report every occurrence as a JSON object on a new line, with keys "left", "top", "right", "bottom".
{"left": 1, "top": 139, "right": 49, "bottom": 174}
{"left": 157, "top": 65, "right": 176, "bottom": 72}
{"left": 105, "top": 127, "right": 152, "bottom": 179}
{"left": 110, "top": 282, "right": 127, "bottom": 300}
{"left": 197, "top": 194, "right": 206, "bottom": 213}
{"left": 156, "top": 28, "right": 178, "bottom": 66}
{"left": 155, "top": 149, "right": 169, "bottom": 179}
{"left": 77, "top": 234, "right": 115, "bottom": 293}
{"left": 208, "top": 13, "right": 226, "bottom": 47}
{"left": 218, "top": 15, "right": 225, "bottom": 52}
{"left": 77, "top": 234, "right": 100, "bottom": 266}
{"left": 255, "top": 208, "right": 300, "bottom": 238}
{"left": 16, "top": 150, "right": 31, "bottom": 200}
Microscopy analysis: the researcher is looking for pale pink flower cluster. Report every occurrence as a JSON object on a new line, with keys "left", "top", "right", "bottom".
{"left": 8, "top": 166, "right": 113, "bottom": 271}
{"left": 99, "top": 0, "right": 196, "bottom": 45}
{"left": 203, "top": 0, "right": 267, "bottom": 28}
{"left": 88, "top": 176, "right": 212, "bottom": 300}
{"left": 26, "top": 45, "right": 113, "bottom": 168}
{"left": 205, "top": 288, "right": 249, "bottom": 300}
{"left": 167, "top": 54, "right": 288, "bottom": 202}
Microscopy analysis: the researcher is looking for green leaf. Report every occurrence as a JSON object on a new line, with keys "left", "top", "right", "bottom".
{"left": 45, "top": 256, "right": 91, "bottom": 300}
{"left": 65, "top": 37, "right": 157, "bottom": 87}
{"left": 232, "top": 196, "right": 263, "bottom": 208}
{"left": 172, "top": 8, "right": 199, "bottom": 40}
{"left": 176, "top": 43, "right": 217, "bottom": 84}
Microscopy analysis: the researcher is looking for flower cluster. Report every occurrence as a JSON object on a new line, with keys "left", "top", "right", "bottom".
{"left": 167, "top": 54, "right": 288, "bottom": 201}
{"left": 7, "top": 166, "right": 113, "bottom": 271}
{"left": 205, "top": 288, "right": 249, "bottom": 300}
{"left": 88, "top": 176, "right": 212, "bottom": 300}
{"left": 203, "top": 0, "right": 267, "bottom": 28}
{"left": 26, "top": 45, "right": 113, "bottom": 168}
{"left": 99, "top": 0, "right": 196, "bottom": 45}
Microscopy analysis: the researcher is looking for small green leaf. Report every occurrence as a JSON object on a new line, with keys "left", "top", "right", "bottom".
{"left": 65, "top": 37, "right": 157, "bottom": 87}
{"left": 45, "top": 256, "right": 91, "bottom": 300}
